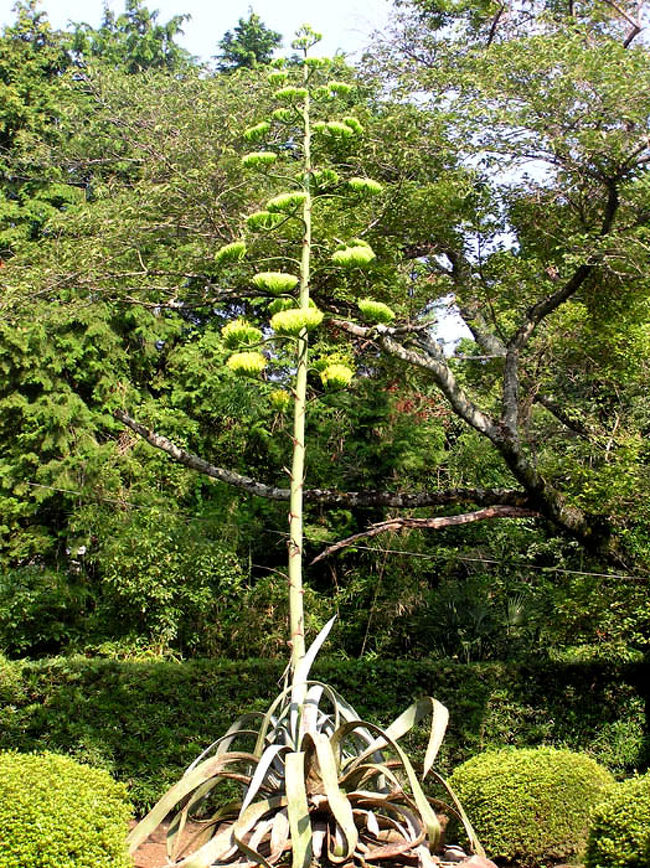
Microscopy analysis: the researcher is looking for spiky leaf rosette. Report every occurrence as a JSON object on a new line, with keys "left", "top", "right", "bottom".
{"left": 271, "top": 307, "right": 324, "bottom": 336}
{"left": 214, "top": 241, "right": 247, "bottom": 265}
{"left": 221, "top": 320, "right": 263, "bottom": 350}
{"left": 321, "top": 363, "right": 354, "bottom": 389}
{"left": 242, "top": 152, "right": 278, "bottom": 169}
{"left": 127, "top": 621, "right": 485, "bottom": 868}
{"left": 226, "top": 352, "right": 267, "bottom": 376}
{"left": 252, "top": 272, "right": 299, "bottom": 295}
{"left": 358, "top": 299, "right": 396, "bottom": 324}
{"left": 332, "top": 244, "right": 376, "bottom": 268}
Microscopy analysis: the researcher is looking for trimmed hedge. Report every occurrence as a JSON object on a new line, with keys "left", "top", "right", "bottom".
{"left": 585, "top": 772, "right": 650, "bottom": 868}
{"left": 448, "top": 747, "right": 614, "bottom": 866}
{"left": 0, "top": 751, "right": 132, "bottom": 868}
{"left": 0, "top": 655, "right": 646, "bottom": 811}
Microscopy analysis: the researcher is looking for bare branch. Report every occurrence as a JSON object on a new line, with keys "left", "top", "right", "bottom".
{"left": 310, "top": 506, "right": 540, "bottom": 565}
{"left": 114, "top": 409, "right": 532, "bottom": 509}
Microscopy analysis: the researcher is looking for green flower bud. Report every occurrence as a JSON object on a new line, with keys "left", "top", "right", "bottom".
{"left": 214, "top": 240, "right": 247, "bottom": 265}
{"left": 358, "top": 298, "right": 395, "bottom": 324}
{"left": 312, "top": 121, "right": 328, "bottom": 133}
{"left": 242, "top": 151, "right": 278, "bottom": 169}
{"left": 343, "top": 116, "right": 364, "bottom": 134}
{"left": 267, "top": 191, "right": 308, "bottom": 212}
{"left": 221, "top": 319, "right": 263, "bottom": 349}
{"left": 328, "top": 80, "right": 353, "bottom": 96}
{"left": 272, "top": 108, "right": 294, "bottom": 123}
{"left": 348, "top": 177, "right": 383, "bottom": 195}
{"left": 312, "top": 86, "right": 333, "bottom": 101}
{"left": 271, "top": 307, "right": 324, "bottom": 336}
{"left": 246, "top": 211, "right": 284, "bottom": 231}
{"left": 312, "top": 168, "right": 339, "bottom": 188}
{"left": 268, "top": 297, "right": 296, "bottom": 314}
{"left": 321, "top": 363, "right": 354, "bottom": 388}
{"left": 268, "top": 70, "right": 288, "bottom": 86}
{"left": 243, "top": 121, "right": 271, "bottom": 142}
{"left": 275, "top": 86, "right": 308, "bottom": 102}
{"left": 325, "top": 121, "right": 355, "bottom": 137}
{"left": 304, "top": 56, "right": 329, "bottom": 68}
{"left": 226, "top": 351, "right": 267, "bottom": 376}
{"left": 332, "top": 245, "right": 376, "bottom": 268}
{"left": 252, "top": 271, "right": 299, "bottom": 295}
{"left": 270, "top": 389, "right": 292, "bottom": 411}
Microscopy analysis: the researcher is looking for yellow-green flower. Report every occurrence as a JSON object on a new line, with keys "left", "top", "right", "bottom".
{"left": 267, "top": 191, "right": 308, "bottom": 212}
{"left": 332, "top": 245, "right": 376, "bottom": 268}
{"left": 348, "top": 177, "right": 383, "bottom": 195}
{"left": 246, "top": 211, "right": 284, "bottom": 231}
{"left": 321, "top": 363, "right": 354, "bottom": 388}
{"left": 221, "top": 319, "right": 263, "bottom": 349}
{"left": 271, "top": 307, "right": 324, "bottom": 336}
{"left": 226, "top": 351, "right": 267, "bottom": 376}
{"left": 242, "top": 152, "right": 278, "bottom": 169}
{"left": 243, "top": 121, "right": 271, "bottom": 142}
{"left": 270, "top": 389, "right": 292, "bottom": 411}
{"left": 252, "top": 272, "right": 299, "bottom": 295}
{"left": 358, "top": 298, "right": 395, "bottom": 324}
{"left": 214, "top": 241, "right": 247, "bottom": 265}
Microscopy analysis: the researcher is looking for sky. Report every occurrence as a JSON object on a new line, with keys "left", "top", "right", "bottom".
{"left": 0, "top": 0, "right": 392, "bottom": 62}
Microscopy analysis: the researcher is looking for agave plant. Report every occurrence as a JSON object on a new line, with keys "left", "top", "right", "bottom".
{"left": 128, "top": 25, "right": 485, "bottom": 868}
{"left": 127, "top": 620, "right": 483, "bottom": 867}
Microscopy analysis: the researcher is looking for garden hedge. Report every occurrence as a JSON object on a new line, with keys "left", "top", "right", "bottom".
{"left": 448, "top": 747, "right": 614, "bottom": 866}
{"left": 585, "top": 771, "right": 650, "bottom": 868}
{"left": 0, "top": 751, "right": 132, "bottom": 868}
{"left": 0, "top": 654, "right": 647, "bottom": 811}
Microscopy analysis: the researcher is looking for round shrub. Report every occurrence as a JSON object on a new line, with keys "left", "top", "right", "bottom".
{"left": 584, "top": 772, "right": 650, "bottom": 868}
{"left": 448, "top": 747, "right": 614, "bottom": 866}
{"left": 0, "top": 752, "right": 132, "bottom": 868}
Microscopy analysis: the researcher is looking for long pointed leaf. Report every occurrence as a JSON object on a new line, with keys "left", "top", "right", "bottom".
{"left": 285, "top": 751, "right": 313, "bottom": 868}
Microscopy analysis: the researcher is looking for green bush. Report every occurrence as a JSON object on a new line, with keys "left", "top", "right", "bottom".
{"left": 0, "top": 752, "right": 132, "bottom": 868}
{"left": 585, "top": 772, "right": 650, "bottom": 868}
{"left": 448, "top": 747, "right": 614, "bottom": 866}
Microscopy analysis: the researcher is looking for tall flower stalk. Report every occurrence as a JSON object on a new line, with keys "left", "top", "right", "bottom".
{"left": 127, "top": 27, "right": 485, "bottom": 868}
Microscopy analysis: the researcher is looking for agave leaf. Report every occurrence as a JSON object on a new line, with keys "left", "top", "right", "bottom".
{"left": 187, "top": 714, "right": 265, "bottom": 772}
{"left": 366, "top": 809, "right": 380, "bottom": 837}
{"left": 291, "top": 616, "right": 337, "bottom": 729}
{"left": 332, "top": 720, "right": 442, "bottom": 850}
{"left": 339, "top": 761, "right": 401, "bottom": 793}
{"left": 270, "top": 808, "right": 291, "bottom": 860}
{"left": 301, "top": 683, "right": 324, "bottom": 737}
{"left": 175, "top": 820, "right": 237, "bottom": 868}
{"left": 285, "top": 752, "right": 313, "bottom": 868}
{"left": 241, "top": 744, "right": 290, "bottom": 813}
{"left": 426, "top": 768, "right": 485, "bottom": 857}
{"left": 351, "top": 698, "right": 448, "bottom": 777}
{"left": 307, "top": 732, "right": 358, "bottom": 861}
{"left": 254, "top": 685, "right": 294, "bottom": 756}
{"left": 127, "top": 751, "right": 257, "bottom": 853}
{"left": 232, "top": 796, "right": 288, "bottom": 868}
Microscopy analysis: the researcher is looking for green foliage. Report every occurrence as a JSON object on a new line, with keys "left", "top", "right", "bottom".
{"left": 0, "top": 567, "right": 87, "bottom": 656}
{"left": 0, "top": 656, "right": 644, "bottom": 814}
{"left": 69, "top": 0, "right": 192, "bottom": 73}
{"left": 585, "top": 772, "right": 650, "bottom": 868}
{"left": 216, "top": 11, "right": 282, "bottom": 73}
{"left": 0, "top": 751, "right": 132, "bottom": 868}
{"left": 448, "top": 747, "right": 614, "bottom": 866}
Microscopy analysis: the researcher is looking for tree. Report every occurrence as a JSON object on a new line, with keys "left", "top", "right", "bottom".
{"left": 69, "top": 0, "right": 193, "bottom": 73}
{"left": 215, "top": 9, "right": 282, "bottom": 72}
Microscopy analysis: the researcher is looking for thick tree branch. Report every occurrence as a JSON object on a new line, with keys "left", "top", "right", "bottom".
{"left": 113, "top": 409, "right": 532, "bottom": 509}
{"left": 501, "top": 183, "right": 620, "bottom": 435}
{"left": 310, "top": 506, "right": 540, "bottom": 565}
{"left": 533, "top": 394, "right": 593, "bottom": 440}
